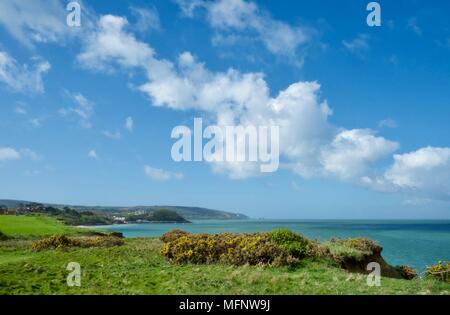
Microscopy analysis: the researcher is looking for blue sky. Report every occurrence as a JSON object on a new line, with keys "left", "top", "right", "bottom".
{"left": 1, "top": 0, "right": 450, "bottom": 219}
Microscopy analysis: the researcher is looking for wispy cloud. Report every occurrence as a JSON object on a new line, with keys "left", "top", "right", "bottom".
{"left": 144, "top": 165, "right": 184, "bottom": 181}
{"left": 0, "top": 147, "right": 21, "bottom": 161}
{"left": 102, "top": 130, "right": 122, "bottom": 140}
{"left": 20, "top": 148, "right": 40, "bottom": 160}
{"left": 175, "top": 0, "right": 314, "bottom": 64}
{"left": 0, "top": 51, "right": 51, "bottom": 93}
{"left": 342, "top": 34, "right": 369, "bottom": 56}
{"left": 59, "top": 92, "right": 95, "bottom": 128}
{"left": 407, "top": 17, "right": 422, "bottom": 36}
{"left": 125, "top": 116, "right": 134, "bottom": 132}
{"left": 88, "top": 149, "right": 98, "bottom": 159}
{"left": 29, "top": 117, "right": 43, "bottom": 128}
{"left": 15, "top": 106, "right": 27, "bottom": 115}
{"left": 378, "top": 118, "right": 398, "bottom": 129}
{"left": 0, "top": 0, "right": 68, "bottom": 47}
{"left": 130, "top": 6, "right": 161, "bottom": 32}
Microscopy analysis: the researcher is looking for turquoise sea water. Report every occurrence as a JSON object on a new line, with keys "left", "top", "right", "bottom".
{"left": 93, "top": 220, "right": 450, "bottom": 273}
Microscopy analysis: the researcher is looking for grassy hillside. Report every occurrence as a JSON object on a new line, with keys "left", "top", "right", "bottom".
{"left": 1, "top": 236, "right": 449, "bottom": 294}
{"left": 0, "top": 215, "right": 88, "bottom": 238}
{"left": 0, "top": 216, "right": 448, "bottom": 294}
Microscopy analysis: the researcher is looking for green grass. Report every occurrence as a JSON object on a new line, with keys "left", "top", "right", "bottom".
{"left": 0, "top": 215, "right": 89, "bottom": 238}
{"left": 0, "top": 237, "right": 449, "bottom": 295}
{"left": 1, "top": 215, "right": 449, "bottom": 295}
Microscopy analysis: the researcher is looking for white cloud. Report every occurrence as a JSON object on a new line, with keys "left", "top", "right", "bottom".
{"left": 320, "top": 129, "right": 399, "bottom": 181}
{"left": 0, "top": 0, "right": 69, "bottom": 47}
{"left": 29, "top": 118, "right": 43, "bottom": 128}
{"left": 130, "top": 6, "right": 161, "bottom": 32}
{"left": 59, "top": 92, "right": 94, "bottom": 128}
{"left": 175, "top": 0, "right": 313, "bottom": 60}
{"left": 77, "top": 15, "right": 155, "bottom": 71}
{"left": 144, "top": 165, "right": 184, "bottom": 181}
{"left": 378, "top": 118, "right": 397, "bottom": 129}
{"left": 102, "top": 130, "right": 122, "bottom": 140}
{"left": 88, "top": 149, "right": 98, "bottom": 159}
{"left": 77, "top": 13, "right": 450, "bottom": 202}
{"left": 360, "top": 146, "right": 450, "bottom": 200}
{"left": 0, "top": 0, "right": 96, "bottom": 48}
{"left": 0, "top": 51, "right": 51, "bottom": 93}
{"left": 125, "top": 116, "right": 133, "bottom": 131}
{"left": 342, "top": 34, "right": 369, "bottom": 56}
{"left": 176, "top": 0, "right": 205, "bottom": 17}
{"left": 384, "top": 147, "right": 450, "bottom": 195}
{"left": 75, "top": 14, "right": 390, "bottom": 182}
{"left": 0, "top": 147, "right": 21, "bottom": 161}
{"left": 15, "top": 106, "right": 27, "bottom": 115}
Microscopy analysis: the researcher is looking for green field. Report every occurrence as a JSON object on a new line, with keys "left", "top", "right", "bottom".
{"left": 0, "top": 215, "right": 88, "bottom": 237}
{"left": 0, "top": 215, "right": 449, "bottom": 295}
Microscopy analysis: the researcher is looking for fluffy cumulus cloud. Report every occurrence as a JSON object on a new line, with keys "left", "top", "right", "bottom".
{"left": 76, "top": 13, "right": 450, "bottom": 201}
{"left": 320, "top": 129, "right": 399, "bottom": 181}
{"left": 0, "top": 51, "right": 51, "bottom": 93}
{"left": 144, "top": 165, "right": 184, "bottom": 181}
{"left": 76, "top": 14, "right": 394, "bottom": 181}
{"left": 176, "top": 0, "right": 313, "bottom": 61}
{"left": 384, "top": 147, "right": 450, "bottom": 197}
{"left": 77, "top": 15, "right": 155, "bottom": 70}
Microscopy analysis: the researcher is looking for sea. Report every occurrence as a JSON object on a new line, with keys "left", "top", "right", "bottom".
{"left": 92, "top": 219, "right": 450, "bottom": 273}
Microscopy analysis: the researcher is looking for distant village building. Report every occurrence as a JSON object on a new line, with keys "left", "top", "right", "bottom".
{"left": 112, "top": 216, "right": 126, "bottom": 223}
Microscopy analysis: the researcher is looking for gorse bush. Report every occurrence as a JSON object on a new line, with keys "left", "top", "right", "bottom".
{"left": 160, "top": 229, "right": 191, "bottom": 243}
{"left": 32, "top": 235, "right": 80, "bottom": 251}
{"left": 160, "top": 229, "right": 416, "bottom": 281}
{"left": 268, "top": 229, "right": 324, "bottom": 258}
{"left": 425, "top": 261, "right": 450, "bottom": 283}
{"left": 32, "top": 234, "right": 124, "bottom": 251}
{"left": 161, "top": 232, "right": 297, "bottom": 267}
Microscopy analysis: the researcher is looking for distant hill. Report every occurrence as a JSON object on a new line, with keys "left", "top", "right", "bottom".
{"left": 0, "top": 199, "right": 248, "bottom": 220}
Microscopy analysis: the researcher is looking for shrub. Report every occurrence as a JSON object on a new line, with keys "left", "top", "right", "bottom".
{"left": 0, "top": 230, "right": 9, "bottom": 241}
{"left": 325, "top": 237, "right": 381, "bottom": 262}
{"left": 162, "top": 232, "right": 297, "bottom": 267}
{"left": 425, "top": 261, "right": 450, "bottom": 283}
{"left": 395, "top": 265, "right": 417, "bottom": 280}
{"left": 269, "top": 229, "right": 312, "bottom": 258}
{"left": 32, "top": 235, "right": 80, "bottom": 251}
{"left": 160, "top": 229, "right": 191, "bottom": 243}
{"left": 32, "top": 234, "right": 124, "bottom": 251}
